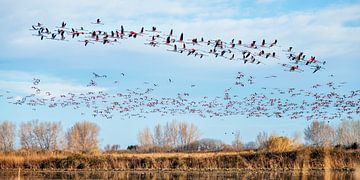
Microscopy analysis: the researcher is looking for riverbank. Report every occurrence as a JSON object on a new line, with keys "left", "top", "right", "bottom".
{"left": 0, "top": 148, "right": 359, "bottom": 171}
{"left": 0, "top": 169, "right": 357, "bottom": 180}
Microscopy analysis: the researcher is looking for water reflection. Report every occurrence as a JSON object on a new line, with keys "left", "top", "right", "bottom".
{"left": 0, "top": 170, "right": 356, "bottom": 180}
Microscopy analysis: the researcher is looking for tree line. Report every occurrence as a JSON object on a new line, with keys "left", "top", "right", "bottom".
{"left": 0, "top": 120, "right": 99, "bottom": 152}
{"left": 0, "top": 119, "right": 359, "bottom": 153}
{"left": 135, "top": 119, "right": 360, "bottom": 152}
{"left": 137, "top": 120, "right": 200, "bottom": 151}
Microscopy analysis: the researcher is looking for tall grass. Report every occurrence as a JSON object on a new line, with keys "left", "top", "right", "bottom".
{"left": 0, "top": 148, "right": 359, "bottom": 171}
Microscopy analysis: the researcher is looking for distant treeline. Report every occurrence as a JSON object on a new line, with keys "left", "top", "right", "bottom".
{"left": 0, "top": 120, "right": 99, "bottom": 152}
{"left": 133, "top": 120, "right": 360, "bottom": 152}
{"left": 0, "top": 119, "right": 359, "bottom": 153}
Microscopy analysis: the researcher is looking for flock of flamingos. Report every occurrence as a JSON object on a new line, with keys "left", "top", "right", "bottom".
{"left": 1, "top": 19, "right": 358, "bottom": 120}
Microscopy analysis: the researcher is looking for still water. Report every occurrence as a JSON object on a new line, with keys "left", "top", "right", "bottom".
{"left": 0, "top": 170, "right": 357, "bottom": 180}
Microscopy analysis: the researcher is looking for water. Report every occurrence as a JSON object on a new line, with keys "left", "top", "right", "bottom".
{"left": 0, "top": 170, "right": 356, "bottom": 180}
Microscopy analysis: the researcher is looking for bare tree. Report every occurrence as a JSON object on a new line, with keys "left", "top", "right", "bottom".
{"left": 304, "top": 121, "right": 335, "bottom": 147}
{"left": 178, "top": 122, "right": 188, "bottom": 146}
{"left": 178, "top": 121, "right": 199, "bottom": 146}
{"left": 232, "top": 130, "right": 243, "bottom": 151}
{"left": 104, "top": 144, "right": 120, "bottom": 152}
{"left": 0, "top": 121, "right": 16, "bottom": 152}
{"left": 20, "top": 121, "right": 36, "bottom": 150}
{"left": 138, "top": 120, "right": 200, "bottom": 150}
{"left": 20, "top": 120, "right": 62, "bottom": 150}
{"left": 185, "top": 122, "right": 200, "bottom": 145}
{"left": 66, "top": 121, "right": 99, "bottom": 152}
{"left": 256, "top": 131, "right": 269, "bottom": 149}
{"left": 153, "top": 124, "right": 163, "bottom": 146}
{"left": 336, "top": 120, "right": 360, "bottom": 146}
{"left": 163, "top": 120, "right": 178, "bottom": 147}
{"left": 35, "top": 121, "right": 62, "bottom": 150}
{"left": 137, "top": 126, "right": 153, "bottom": 149}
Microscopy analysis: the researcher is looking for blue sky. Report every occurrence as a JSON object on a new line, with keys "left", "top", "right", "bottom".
{"left": 0, "top": 0, "right": 360, "bottom": 148}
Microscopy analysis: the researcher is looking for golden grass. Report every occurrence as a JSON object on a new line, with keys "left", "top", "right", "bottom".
{"left": 105, "top": 151, "right": 251, "bottom": 158}
{"left": 355, "top": 164, "right": 360, "bottom": 180}
{"left": 266, "top": 136, "right": 296, "bottom": 152}
{"left": 0, "top": 149, "right": 358, "bottom": 171}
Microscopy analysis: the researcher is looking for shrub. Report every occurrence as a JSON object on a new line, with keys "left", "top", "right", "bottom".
{"left": 266, "top": 135, "right": 294, "bottom": 152}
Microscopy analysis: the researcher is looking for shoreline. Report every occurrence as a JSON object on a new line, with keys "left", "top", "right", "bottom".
{"left": 0, "top": 169, "right": 357, "bottom": 180}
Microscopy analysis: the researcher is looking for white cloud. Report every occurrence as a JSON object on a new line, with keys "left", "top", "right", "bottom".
{"left": 0, "top": 71, "right": 106, "bottom": 96}
{"left": 162, "top": 4, "right": 360, "bottom": 60}
{"left": 1, "top": 0, "right": 359, "bottom": 65}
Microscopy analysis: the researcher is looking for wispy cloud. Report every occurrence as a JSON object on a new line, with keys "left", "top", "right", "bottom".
{"left": 0, "top": 71, "right": 106, "bottom": 96}
{"left": 1, "top": 0, "right": 359, "bottom": 59}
